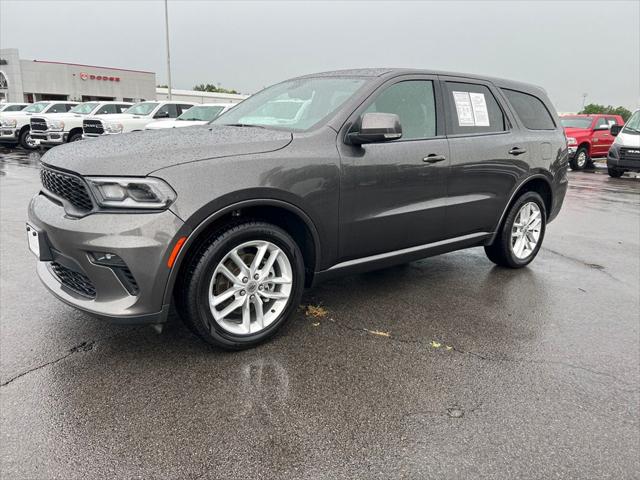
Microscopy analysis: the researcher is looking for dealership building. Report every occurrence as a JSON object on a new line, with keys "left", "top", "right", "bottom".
{"left": 0, "top": 48, "right": 156, "bottom": 103}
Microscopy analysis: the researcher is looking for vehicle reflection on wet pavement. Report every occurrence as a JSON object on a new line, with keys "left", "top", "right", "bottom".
{"left": 1, "top": 145, "right": 639, "bottom": 479}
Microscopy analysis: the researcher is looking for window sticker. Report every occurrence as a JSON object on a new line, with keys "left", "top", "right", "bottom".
{"left": 452, "top": 91, "right": 490, "bottom": 127}
{"left": 469, "top": 92, "right": 490, "bottom": 126}
{"left": 453, "top": 91, "right": 475, "bottom": 126}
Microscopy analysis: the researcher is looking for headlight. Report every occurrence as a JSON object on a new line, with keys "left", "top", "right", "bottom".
{"left": 566, "top": 137, "right": 577, "bottom": 146}
{"left": 85, "top": 177, "right": 177, "bottom": 209}
{"left": 3, "top": 118, "right": 17, "bottom": 128}
{"left": 46, "top": 119, "right": 65, "bottom": 131}
{"left": 104, "top": 122, "right": 123, "bottom": 134}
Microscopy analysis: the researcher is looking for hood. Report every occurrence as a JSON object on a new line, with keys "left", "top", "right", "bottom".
{"left": 41, "top": 112, "right": 84, "bottom": 121}
{"left": 614, "top": 131, "right": 640, "bottom": 148}
{"left": 41, "top": 125, "right": 293, "bottom": 176}
{"left": 563, "top": 126, "right": 591, "bottom": 137}
{"left": 0, "top": 111, "right": 37, "bottom": 122}
{"left": 85, "top": 113, "right": 148, "bottom": 122}
{"left": 146, "top": 120, "right": 207, "bottom": 130}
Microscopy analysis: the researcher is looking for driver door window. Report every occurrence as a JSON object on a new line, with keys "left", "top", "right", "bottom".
{"left": 363, "top": 80, "right": 436, "bottom": 140}
{"left": 155, "top": 104, "right": 178, "bottom": 118}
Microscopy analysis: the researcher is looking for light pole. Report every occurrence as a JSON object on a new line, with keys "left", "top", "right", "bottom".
{"left": 164, "top": 0, "right": 173, "bottom": 100}
{"left": 581, "top": 93, "right": 588, "bottom": 111}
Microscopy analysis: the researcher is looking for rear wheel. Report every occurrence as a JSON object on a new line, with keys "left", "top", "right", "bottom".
{"left": 607, "top": 166, "right": 624, "bottom": 178}
{"left": 570, "top": 146, "right": 589, "bottom": 170}
{"left": 485, "top": 191, "right": 546, "bottom": 268}
{"left": 175, "top": 221, "right": 305, "bottom": 350}
{"left": 18, "top": 128, "right": 37, "bottom": 150}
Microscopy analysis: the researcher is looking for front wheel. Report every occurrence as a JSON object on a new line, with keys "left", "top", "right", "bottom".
{"left": 175, "top": 221, "right": 305, "bottom": 350}
{"left": 485, "top": 191, "right": 546, "bottom": 268}
{"left": 67, "top": 132, "right": 83, "bottom": 143}
{"left": 607, "top": 166, "right": 624, "bottom": 178}
{"left": 570, "top": 146, "right": 589, "bottom": 170}
{"left": 19, "top": 128, "right": 38, "bottom": 150}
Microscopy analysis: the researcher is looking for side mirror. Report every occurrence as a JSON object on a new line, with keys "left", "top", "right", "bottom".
{"left": 347, "top": 112, "right": 402, "bottom": 145}
{"left": 610, "top": 124, "right": 622, "bottom": 136}
{"left": 154, "top": 111, "right": 170, "bottom": 119}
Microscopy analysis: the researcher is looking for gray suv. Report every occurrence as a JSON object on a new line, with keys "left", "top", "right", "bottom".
{"left": 27, "top": 69, "right": 568, "bottom": 349}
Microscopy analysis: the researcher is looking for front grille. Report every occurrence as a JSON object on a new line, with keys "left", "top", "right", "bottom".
{"left": 50, "top": 262, "right": 96, "bottom": 298}
{"left": 83, "top": 119, "right": 104, "bottom": 135}
{"left": 30, "top": 117, "right": 48, "bottom": 132}
{"left": 40, "top": 167, "right": 94, "bottom": 212}
{"left": 620, "top": 148, "right": 640, "bottom": 162}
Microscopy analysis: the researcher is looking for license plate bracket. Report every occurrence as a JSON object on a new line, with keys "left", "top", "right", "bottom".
{"left": 26, "top": 223, "right": 53, "bottom": 261}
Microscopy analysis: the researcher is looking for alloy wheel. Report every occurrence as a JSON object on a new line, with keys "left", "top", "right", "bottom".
{"left": 208, "top": 240, "right": 293, "bottom": 335}
{"left": 576, "top": 151, "right": 586, "bottom": 168}
{"left": 510, "top": 202, "right": 542, "bottom": 260}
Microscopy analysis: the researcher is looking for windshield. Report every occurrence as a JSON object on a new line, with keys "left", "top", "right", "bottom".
{"left": 178, "top": 105, "right": 225, "bottom": 122}
{"left": 124, "top": 102, "right": 159, "bottom": 116}
{"left": 622, "top": 111, "right": 640, "bottom": 134}
{"left": 560, "top": 117, "right": 593, "bottom": 129}
{"left": 213, "top": 77, "right": 367, "bottom": 131}
{"left": 70, "top": 102, "right": 99, "bottom": 114}
{"left": 24, "top": 102, "right": 49, "bottom": 113}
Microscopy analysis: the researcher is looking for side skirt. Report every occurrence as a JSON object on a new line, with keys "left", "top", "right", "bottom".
{"left": 311, "top": 232, "right": 491, "bottom": 286}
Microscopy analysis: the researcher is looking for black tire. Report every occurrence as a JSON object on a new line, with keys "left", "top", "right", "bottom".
{"left": 484, "top": 191, "right": 547, "bottom": 268}
{"left": 18, "top": 128, "right": 37, "bottom": 150}
{"left": 175, "top": 221, "right": 305, "bottom": 350}
{"left": 67, "top": 131, "right": 83, "bottom": 143}
{"left": 607, "top": 166, "right": 624, "bottom": 178}
{"left": 569, "top": 146, "right": 589, "bottom": 170}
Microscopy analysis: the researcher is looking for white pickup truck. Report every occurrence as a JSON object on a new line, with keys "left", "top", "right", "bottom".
{"left": 0, "top": 101, "right": 78, "bottom": 149}
{"left": 82, "top": 100, "right": 195, "bottom": 138}
{"left": 30, "top": 101, "right": 132, "bottom": 147}
{"left": 145, "top": 103, "right": 234, "bottom": 130}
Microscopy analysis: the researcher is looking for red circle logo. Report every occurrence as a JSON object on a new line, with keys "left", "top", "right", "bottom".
{"left": 80, "top": 72, "right": 89, "bottom": 80}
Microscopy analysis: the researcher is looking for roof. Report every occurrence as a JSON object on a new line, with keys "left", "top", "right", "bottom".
{"left": 296, "top": 68, "right": 547, "bottom": 96}
{"left": 30, "top": 59, "right": 154, "bottom": 75}
{"left": 155, "top": 87, "right": 249, "bottom": 100}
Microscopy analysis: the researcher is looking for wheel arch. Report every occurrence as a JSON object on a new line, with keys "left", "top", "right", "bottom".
{"left": 67, "top": 126, "right": 83, "bottom": 140}
{"left": 488, "top": 174, "right": 553, "bottom": 244}
{"left": 578, "top": 141, "right": 591, "bottom": 154}
{"left": 163, "top": 198, "right": 321, "bottom": 306}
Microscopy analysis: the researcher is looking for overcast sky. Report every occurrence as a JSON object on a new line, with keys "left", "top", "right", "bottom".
{"left": 1, "top": 0, "right": 638, "bottom": 112}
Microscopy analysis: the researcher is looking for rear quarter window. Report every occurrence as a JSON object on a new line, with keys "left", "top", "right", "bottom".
{"left": 502, "top": 89, "right": 556, "bottom": 130}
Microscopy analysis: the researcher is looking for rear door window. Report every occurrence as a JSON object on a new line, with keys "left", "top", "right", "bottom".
{"left": 443, "top": 82, "right": 506, "bottom": 135}
{"left": 502, "top": 89, "right": 555, "bottom": 130}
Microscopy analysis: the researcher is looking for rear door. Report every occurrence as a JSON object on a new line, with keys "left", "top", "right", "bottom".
{"left": 338, "top": 75, "right": 449, "bottom": 260}
{"left": 441, "top": 78, "right": 522, "bottom": 239}
{"left": 591, "top": 117, "right": 611, "bottom": 156}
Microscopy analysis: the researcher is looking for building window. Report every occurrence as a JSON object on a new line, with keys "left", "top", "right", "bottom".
{"left": 0, "top": 71, "right": 8, "bottom": 89}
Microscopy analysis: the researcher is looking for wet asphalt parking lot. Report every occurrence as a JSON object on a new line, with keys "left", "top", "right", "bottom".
{"left": 1, "top": 146, "right": 639, "bottom": 480}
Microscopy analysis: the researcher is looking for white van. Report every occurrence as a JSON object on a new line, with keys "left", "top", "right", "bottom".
{"left": 607, "top": 109, "right": 640, "bottom": 178}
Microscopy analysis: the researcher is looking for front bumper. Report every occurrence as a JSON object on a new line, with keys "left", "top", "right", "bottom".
{"left": 607, "top": 154, "right": 640, "bottom": 172}
{"left": 30, "top": 130, "right": 67, "bottom": 145}
{"left": 0, "top": 128, "right": 18, "bottom": 141}
{"left": 28, "top": 193, "right": 185, "bottom": 324}
{"left": 567, "top": 145, "right": 577, "bottom": 158}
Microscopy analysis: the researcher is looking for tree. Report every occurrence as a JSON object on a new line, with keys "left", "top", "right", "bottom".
{"left": 579, "top": 103, "right": 633, "bottom": 122}
{"left": 193, "top": 83, "right": 239, "bottom": 95}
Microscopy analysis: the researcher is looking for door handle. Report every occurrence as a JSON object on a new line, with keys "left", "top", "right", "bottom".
{"left": 423, "top": 154, "right": 446, "bottom": 164}
{"left": 509, "top": 147, "right": 527, "bottom": 156}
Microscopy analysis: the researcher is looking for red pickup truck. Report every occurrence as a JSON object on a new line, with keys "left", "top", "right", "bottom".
{"left": 560, "top": 114, "right": 625, "bottom": 170}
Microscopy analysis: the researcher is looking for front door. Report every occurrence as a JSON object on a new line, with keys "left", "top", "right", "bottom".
{"left": 338, "top": 77, "right": 449, "bottom": 261}
{"left": 591, "top": 117, "right": 612, "bottom": 157}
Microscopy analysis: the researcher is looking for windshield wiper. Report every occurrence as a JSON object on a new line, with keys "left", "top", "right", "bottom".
{"left": 221, "top": 123, "right": 266, "bottom": 129}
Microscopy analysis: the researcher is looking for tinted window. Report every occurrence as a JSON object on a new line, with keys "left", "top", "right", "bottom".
{"left": 178, "top": 104, "right": 194, "bottom": 115}
{"left": 155, "top": 104, "right": 178, "bottom": 118}
{"left": 595, "top": 117, "right": 608, "bottom": 129}
{"left": 95, "top": 104, "right": 117, "bottom": 115}
{"left": 48, "top": 103, "right": 71, "bottom": 113}
{"left": 4, "top": 105, "right": 26, "bottom": 112}
{"left": 502, "top": 89, "right": 555, "bottom": 130}
{"left": 444, "top": 82, "right": 505, "bottom": 135}
{"left": 364, "top": 80, "right": 436, "bottom": 140}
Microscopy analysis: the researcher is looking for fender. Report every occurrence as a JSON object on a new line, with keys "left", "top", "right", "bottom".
{"left": 487, "top": 172, "right": 553, "bottom": 244}
{"left": 161, "top": 198, "right": 322, "bottom": 307}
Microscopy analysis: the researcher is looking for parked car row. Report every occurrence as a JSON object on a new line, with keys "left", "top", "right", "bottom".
{"left": 0, "top": 100, "right": 235, "bottom": 150}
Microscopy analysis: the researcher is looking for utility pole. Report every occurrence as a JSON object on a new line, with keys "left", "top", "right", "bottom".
{"left": 581, "top": 93, "right": 588, "bottom": 111}
{"left": 164, "top": 0, "right": 173, "bottom": 100}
